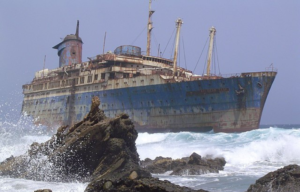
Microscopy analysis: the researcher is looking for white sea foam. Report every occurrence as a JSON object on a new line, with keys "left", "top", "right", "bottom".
{"left": 1, "top": 117, "right": 300, "bottom": 192}
{"left": 137, "top": 128, "right": 300, "bottom": 177}
{"left": 0, "top": 177, "right": 87, "bottom": 192}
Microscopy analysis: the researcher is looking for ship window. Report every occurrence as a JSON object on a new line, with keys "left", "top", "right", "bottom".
{"left": 101, "top": 73, "right": 105, "bottom": 80}
{"left": 80, "top": 77, "right": 85, "bottom": 84}
{"left": 116, "top": 83, "right": 119, "bottom": 86}
{"left": 133, "top": 81, "right": 136, "bottom": 84}
{"left": 94, "top": 74, "right": 98, "bottom": 81}
{"left": 74, "top": 78, "right": 79, "bottom": 85}
{"left": 87, "top": 76, "right": 92, "bottom": 83}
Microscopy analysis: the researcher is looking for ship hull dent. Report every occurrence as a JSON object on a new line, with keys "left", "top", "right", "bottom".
{"left": 22, "top": 72, "right": 276, "bottom": 133}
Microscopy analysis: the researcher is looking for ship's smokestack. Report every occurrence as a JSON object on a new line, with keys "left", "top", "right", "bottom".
{"left": 53, "top": 20, "right": 83, "bottom": 67}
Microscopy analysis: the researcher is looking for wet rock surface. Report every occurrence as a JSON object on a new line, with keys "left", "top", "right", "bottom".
{"left": 141, "top": 152, "right": 226, "bottom": 175}
{"left": 0, "top": 97, "right": 209, "bottom": 192}
{"left": 247, "top": 164, "right": 300, "bottom": 192}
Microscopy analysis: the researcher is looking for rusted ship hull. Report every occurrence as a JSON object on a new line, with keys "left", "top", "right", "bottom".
{"left": 21, "top": 13, "right": 277, "bottom": 133}
{"left": 22, "top": 71, "right": 276, "bottom": 133}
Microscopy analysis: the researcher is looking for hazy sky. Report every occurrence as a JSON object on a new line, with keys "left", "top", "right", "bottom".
{"left": 0, "top": 0, "right": 299, "bottom": 124}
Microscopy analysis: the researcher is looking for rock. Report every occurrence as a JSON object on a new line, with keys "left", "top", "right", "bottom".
{"left": 247, "top": 164, "right": 300, "bottom": 192}
{"left": 140, "top": 152, "right": 226, "bottom": 175}
{"left": 188, "top": 152, "right": 202, "bottom": 165}
{"left": 0, "top": 96, "right": 209, "bottom": 192}
{"left": 0, "top": 96, "right": 149, "bottom": 182}
{"left": 86, "top": 177, "right": 209, "bottom": 192}
{"left": 34, "top": 190, "right": 52, "bottom": 192}
{"left": 129, "top": 171, "right": 138, "bottom": 180}
{"left": 103, "top": 181, "right": 113, "bottom": 189}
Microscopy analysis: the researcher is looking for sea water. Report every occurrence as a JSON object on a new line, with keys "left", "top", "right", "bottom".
{"left": 0, "top": 115, "right": 300, "bottom": 192}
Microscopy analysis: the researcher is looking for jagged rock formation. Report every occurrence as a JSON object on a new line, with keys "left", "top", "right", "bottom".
{"left": 247, "top": 164, "right": 300, "bottom": 192}
{"left": 140, "top": 152, "right": 226, "bottom": 175}
{"left": 0, "top": 96, "right": 148, "bottom": 182}
{"left": 0, "top": 97, "right": 209, "bottom": 192}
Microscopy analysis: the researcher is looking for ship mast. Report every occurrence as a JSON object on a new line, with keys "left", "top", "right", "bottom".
{"left": 146, "top": 0, "right": 154, "bottom": 56}
{"left": 173, "top": 18, "right": 183, "bottom": 76}
{"left": 206, "top": 26, "right": 216, "bottom": 76}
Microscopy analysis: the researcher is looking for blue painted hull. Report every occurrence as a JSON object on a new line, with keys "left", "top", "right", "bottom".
{"left": 22, "top": 72, "right": 276, "bottom": 133}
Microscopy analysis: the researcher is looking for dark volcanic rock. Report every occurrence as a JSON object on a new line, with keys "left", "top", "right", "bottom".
{"left": 0, "top": 96, "right": 149, "bottom": 182}
{"left": 34, "top": 190, "right": 52, "bottom": 192}
{"left": 247, "top": 164, "right": 300, "bottom": 192}
{"left": 0, "top": 96, "right": 209, "bottom": 192}
{"left": 86, "top": 177, "right": 209, "bottom": 192}
{"left": 141, "top": 152, "right": 225, "bottom": 175}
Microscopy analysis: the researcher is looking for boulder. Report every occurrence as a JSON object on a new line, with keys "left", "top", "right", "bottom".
{"left": 247, "top": 164, "right": 300, "bottom": 192}
{"left": 140, "top": 152, "right": 226, "bottom": 175}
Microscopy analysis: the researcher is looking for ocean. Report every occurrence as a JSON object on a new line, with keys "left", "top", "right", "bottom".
{"left": 1, "top": 115, "right": 300, "bottom": 192}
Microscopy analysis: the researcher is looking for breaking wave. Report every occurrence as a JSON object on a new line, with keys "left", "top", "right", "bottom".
{"left": 137, "top": 127, "right": 300, "bottom": 176}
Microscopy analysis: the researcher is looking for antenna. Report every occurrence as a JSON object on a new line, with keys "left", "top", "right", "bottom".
{"left": 75, "top": 20, "right": 79, "bottom": 39}
{"left": 43, "top": 55, "right": 46, "bottom": 77}
{"left": 103, "top": 31, "right": 106, "bottom": 54}
{"left": 158, "top": 44, "right": 160, "bottom": 57}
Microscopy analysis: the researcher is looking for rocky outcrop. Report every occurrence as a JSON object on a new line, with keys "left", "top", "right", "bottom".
{"left": 0, "top": 96, "right": 209, "bottom": 192}
{"left": 0, "top": 96, "right": 149, "bottom": 182}
{"left": 247, "top": 164, "right": 300, "bottom": 192}
{"left": 140, "top": 152, "right": 226, "bottom": 175}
